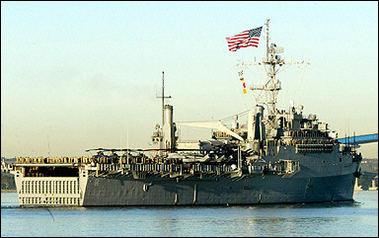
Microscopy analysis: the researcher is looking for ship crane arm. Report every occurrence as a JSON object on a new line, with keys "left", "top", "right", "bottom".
{"left": 176, "top": 121, "right": 244, "bottom": 141}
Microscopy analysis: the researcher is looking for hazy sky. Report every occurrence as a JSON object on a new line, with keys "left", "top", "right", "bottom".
{"left": 1, "top": 1, "right": 378, "bottom": 158}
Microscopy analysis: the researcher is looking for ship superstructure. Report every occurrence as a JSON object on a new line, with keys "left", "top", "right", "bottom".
{"left": 8, "top": 19, "right": 363, "bottom": 207}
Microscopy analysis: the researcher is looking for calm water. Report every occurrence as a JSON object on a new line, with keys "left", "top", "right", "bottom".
{"left": 1, "top": 191, "right": 377, "bottom": 237}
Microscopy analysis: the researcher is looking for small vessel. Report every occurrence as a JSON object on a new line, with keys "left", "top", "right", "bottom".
{"left": 8, "top": 19, "right": 363, "bottom": 207}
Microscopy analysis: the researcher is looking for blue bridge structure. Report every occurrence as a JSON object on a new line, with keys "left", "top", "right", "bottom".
{"left": 337, "top": 133, "right": 378, "bottom": 147}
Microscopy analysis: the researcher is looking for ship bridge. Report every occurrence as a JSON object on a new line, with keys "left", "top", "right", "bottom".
{"left": 337, "top": 133, "right": 378, "bottom": 146}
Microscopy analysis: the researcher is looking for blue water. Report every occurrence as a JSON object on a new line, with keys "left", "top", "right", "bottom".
{"left": 1, "top": 191, "right": 377, "bottom": 237}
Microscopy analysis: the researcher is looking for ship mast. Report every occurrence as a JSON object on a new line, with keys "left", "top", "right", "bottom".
{"left": 157, "top": 71, "right": 172, "bottom": 130}
{"left": 240, "top": 19, "right": 309, "bottom": 130}
{"left": 264, "top": 18, "right": 282, "bottom": 117}
{"left": 156, "top": 71, "right": 172, "bottom": 151}
{"left": 266, "top": 19, "right": 270, "bottom": 64}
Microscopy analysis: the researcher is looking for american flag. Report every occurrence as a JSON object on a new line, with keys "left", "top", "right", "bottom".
{"left": 226, "top": 26, "right": 263, "bottom": 52}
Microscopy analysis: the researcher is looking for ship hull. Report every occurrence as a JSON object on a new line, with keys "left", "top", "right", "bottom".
{"left": 82, "top": 173, "right": 356, "bottom": 206}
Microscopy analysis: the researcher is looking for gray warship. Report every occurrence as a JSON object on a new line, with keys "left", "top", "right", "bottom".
{"left": 8, "top": 19, "right": 362, "bottom": 207}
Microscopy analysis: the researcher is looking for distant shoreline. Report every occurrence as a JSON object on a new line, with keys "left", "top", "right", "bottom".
{"left": 1, "top": 189, "right": 17, "bottom": 193}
